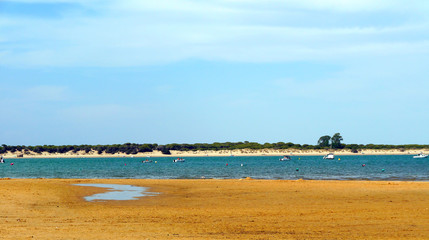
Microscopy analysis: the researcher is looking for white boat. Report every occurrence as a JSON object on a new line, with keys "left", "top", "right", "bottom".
{"left": 323, "top": 153, "right": 335, "bottom": 160}
{"left": 279, "top": 155, "right": 291, "bottom": 161}
{"left": 173, "top": 158, "right": 185, "bottom": 163}
{"left": 0, "top": 156, "right": 4, "bottom": 163}
{"left": 413, "top": 153, "right": 428, "bottom": 159}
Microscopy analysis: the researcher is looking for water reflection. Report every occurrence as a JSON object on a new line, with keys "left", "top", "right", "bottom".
{"left": 74, "top": 183, "right": 159, "bottom": 202}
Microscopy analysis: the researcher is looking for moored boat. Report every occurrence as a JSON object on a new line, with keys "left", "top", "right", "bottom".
{"left": 323, "top": 153, "right": 335, "bottom": 160}
{"left": 173, "top": 158, "right": 185, "bottom": 163}
{"left": 413, "top": 153, "right": 428, "bottom": 159}
{"left": 279, "top": 155, "right": 291, "bottom": 161}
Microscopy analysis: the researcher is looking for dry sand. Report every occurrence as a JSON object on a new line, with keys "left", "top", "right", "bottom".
{"left": 3, "top": 148, "right": 428, "bottom": 158}
{"left": 1, "top": 179, "right": 429, "bottom": 239}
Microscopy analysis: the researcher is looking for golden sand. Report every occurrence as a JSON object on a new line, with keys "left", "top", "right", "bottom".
{"left": 1, "top": 179, "right": 429, "bottom": 239}
{"left": 3, "top": 148, "right": 428, "bottom": 159}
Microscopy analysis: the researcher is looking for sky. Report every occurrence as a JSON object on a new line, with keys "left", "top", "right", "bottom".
{"left": 1, "top": 0, "right": 429, "bottom": 146}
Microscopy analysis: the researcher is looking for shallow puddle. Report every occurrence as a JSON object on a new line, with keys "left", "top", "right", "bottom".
{"left": 74, "top": 183, "right": 159, "bottom": 202}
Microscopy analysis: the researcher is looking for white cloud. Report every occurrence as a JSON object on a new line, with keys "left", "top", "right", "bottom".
{"left": 23, "top": 85, "right": 69, "bottom": 101}
{"left": 283, "top": 0, "right": 410, "bottom": 12}
{"left": 0, "top": 85, "right": 70, "bottom": 116}
{"left": 105, "top": 0, "right": 429, "bottom": 14}
{"left": 1, "top": 0, "right": 429, "bottom": 67}
{"left": 60, "top": 104, "right": 137, "bottom": 121}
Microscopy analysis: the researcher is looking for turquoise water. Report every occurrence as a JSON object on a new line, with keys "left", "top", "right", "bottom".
{"left": 0, "top": 155, "right": 428, "bottom": 180}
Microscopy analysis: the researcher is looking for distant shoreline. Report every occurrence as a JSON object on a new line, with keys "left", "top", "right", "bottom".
{"left": 1, "top": 148, "right": 427, "bottom": 158}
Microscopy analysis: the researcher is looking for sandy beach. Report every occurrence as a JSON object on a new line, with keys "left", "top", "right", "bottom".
{"left": 2, "top": 148, "right": 428, "bottom": 158}
{"left": 1, "top": 179, "right": 429, "bottom": 239}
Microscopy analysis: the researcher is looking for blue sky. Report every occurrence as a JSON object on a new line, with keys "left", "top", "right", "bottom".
{"left": 1, "top": 0, "right": 428, "bottom": 145}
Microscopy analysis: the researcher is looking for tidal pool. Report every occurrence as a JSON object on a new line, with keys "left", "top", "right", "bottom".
{"left": 74, "top": 183, "right": 159, "bottom": 202}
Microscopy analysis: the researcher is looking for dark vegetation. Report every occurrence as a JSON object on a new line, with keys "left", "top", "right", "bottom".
{"left": 0, "top": 143, "right": 157, "bottom": 155}
{"left": 0, "top": 140, "right": 428, "bottom": 155}
{"left": 317, "top": 133, "right": 344, "bottom": 149}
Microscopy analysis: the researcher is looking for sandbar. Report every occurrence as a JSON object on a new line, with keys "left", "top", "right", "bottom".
{"left": 1, "top": 179, "right": 429, "bottom": 239}
{"left": 2, "top": 148, "right": 428, "bottom": 158}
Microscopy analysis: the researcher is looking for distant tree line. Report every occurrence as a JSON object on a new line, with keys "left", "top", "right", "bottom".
{"left": 0, "top": 143, "right": 157, "bottom": 155}
{"left": 0, "top": 140, "right": 428, "bottom": 155}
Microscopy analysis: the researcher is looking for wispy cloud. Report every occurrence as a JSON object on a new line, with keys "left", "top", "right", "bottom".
{"left": 1, "top": 0, "right": 428, "bottom": 67}
{"left": 2, "top": 0, "right": 429, "bottom": 145}
{"left": 60, "top": 104, "right": 136, "bottom": 121}
{"left": 23, "top": 85, "right": 69, "bottom": 101}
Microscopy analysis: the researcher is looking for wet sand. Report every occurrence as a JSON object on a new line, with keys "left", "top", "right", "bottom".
{"left": 1, "top": 179, "right": 429, "bottom": 239}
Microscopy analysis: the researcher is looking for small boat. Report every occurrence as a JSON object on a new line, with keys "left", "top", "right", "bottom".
{"left": 142, "top": 159, "right": 153, "bottom": 163}
{"left": 279, "top": 155, "right": 291, "bottom": 161}
{"left": 323, "top": 153, "right": 335, "bottom": 160}
{"left": 173, "top": 158, "right": 185, "bottom": 163}
{"left": 0, "top": 156, "right": 4, "bottom": 163}
{"left": 413, "top": 153, "right": 428, "bottom": 159}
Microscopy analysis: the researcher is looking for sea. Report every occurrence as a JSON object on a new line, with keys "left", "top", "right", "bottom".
{"left": 0, "top": 155, "right": 428, "bottom": 181}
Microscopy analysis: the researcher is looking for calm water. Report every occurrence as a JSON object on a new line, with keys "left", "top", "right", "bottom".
{"left": 74, "top": 184, "right": 159, "bottom": 201}
{"left": 0, "top": 155, "right": 428, "bottom": 181}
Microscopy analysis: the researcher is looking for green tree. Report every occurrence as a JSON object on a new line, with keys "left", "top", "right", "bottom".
{"left": 317, "top": 135, "right": 331, "bottom": 147}
{"left": 331, "top": 133, "right": 343, "bottom": 149}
